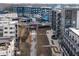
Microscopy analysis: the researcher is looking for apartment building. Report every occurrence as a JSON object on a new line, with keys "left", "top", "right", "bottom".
{"left": 62, "top": 28, "right": 79, "bottom": 56}
{"left": 52, "top": 9, "right": 62, "bottom": 38}
{"left": 0, "top": 37, "right": 15, "bottom": 56}
{"left": 61, "top": 5, "right": 79, "bottom": 34}
{"left": 0, "top": 13, "right": 18, "bottom": 56}
{"left": 0, "top": 13, "right": 18, "bottom": 37}
{"left": 61, "top": 5, "right": 79, "bottom": 56}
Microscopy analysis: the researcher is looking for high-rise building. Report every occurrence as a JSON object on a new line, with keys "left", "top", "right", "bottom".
{"left": 52, "top": 10, "right": 62, "bottom": 38}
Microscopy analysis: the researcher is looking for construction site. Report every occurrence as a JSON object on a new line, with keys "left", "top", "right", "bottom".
{"left": 6, "top": 4, "right": 62, "bottom": 56}
{"left": 17, "top": 22, "right": 50, "bottom": 55}
{"left": 16, "top": 20, "right": 62, "bottom": 56}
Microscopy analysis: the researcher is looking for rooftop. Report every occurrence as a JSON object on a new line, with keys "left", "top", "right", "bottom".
{"left": 64, "top": 5, "right": 79, "bottom": 8}
{"left": 0, "top": 37, "right": 12, "bottom": 43}
{"left": 69, "top": 28, "right": 79, "bottom": 36}
{"left": 0, "top": 13, "right": 18, "bottom": 18}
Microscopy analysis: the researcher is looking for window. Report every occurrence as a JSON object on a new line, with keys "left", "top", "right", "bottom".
{"left": 72, "top": 36, "right": 74, "bottom": 41}
{"left": 69, "top": 35, "right": 71, "bottom": 38}
{"left": 4, "top": 31, "right": 8, "bottom": 33}
{"left": 4, "top": 27, "right": 8, "bottom": 29}
{"left": 0, "top": 33, "right": 3, "bottom": 37}
{"left": 10, "top": 31, "right": 14, "bottom": 34}
{"left": 0, "top": 29, "right": 3, "bottom": 31}
{"left": 77, "top": 44, "right": 79, "bottom": 47}
{"left": 71, "top": 45, "right": 73, "bottom": 49}
{"left": 73, "top": 48, "right": 76, "bottom": 52}
{"left": 10, "top": 32, "right": 13, "bottom": 33}
{"left": 65, "top": 10, "right": 72, "bottom": 19}
{"left": 10, "top": 27, "right": 13, "bottom": 29}
{"left": 75, "top": 40, "right": 77, "bottom": 43}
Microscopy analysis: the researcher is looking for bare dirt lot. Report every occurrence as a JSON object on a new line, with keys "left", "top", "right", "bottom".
{"left": 18, "top": 25, "right": 52, "bottom": 56}
{"left": 37, "top": 26, "right": 52, "bottom": 56}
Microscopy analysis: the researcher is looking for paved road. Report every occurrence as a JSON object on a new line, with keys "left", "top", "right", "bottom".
{"left": 30, "top": 30, "right": 37, "bottom": 56}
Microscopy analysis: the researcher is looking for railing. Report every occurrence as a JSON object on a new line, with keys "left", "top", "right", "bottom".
{"left": 62, "top": 47, "right": 69, "bottom": 56}
{"left": 64, "top": 35, "right": 76, "bottom": 55}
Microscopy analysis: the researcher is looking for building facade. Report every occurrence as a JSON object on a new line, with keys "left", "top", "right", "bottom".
{"left": 62, "top": 28, "right": 79, "bottom": 56}
{"left": 0, "top": 13, "right": 18, "bottom": 56}
{"left": 6, "top": 6, "right": 52, "bottom": 22}
{"left": 0, "top": 37, "right": 15, "bottom": 56}
{"left": 61, "top": 5, "right": 79, "bottom": 56}
{"left": 52, "top": 9, "right": 62, "bottom": 38}
{"left": 0, "top": 13, "right": 18, "bottom": 37}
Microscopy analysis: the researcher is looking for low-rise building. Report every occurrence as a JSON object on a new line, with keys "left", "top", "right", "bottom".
{"left": 62, "top": 28, "right": 79, "bottom": 56}
{"left": 0, "top": 13, "right": 18, "bottom": 56}
{"left": 61, "top": 5, "right": 79, "bottom": 56}
{"left": 0, "top": 21, "right": 18, "bottom": 37}
{"left": 0, "top": 13, "right": 18, "bottom": 37}
{"left": 0, "top": 37, "right": 15, "bottom": 56}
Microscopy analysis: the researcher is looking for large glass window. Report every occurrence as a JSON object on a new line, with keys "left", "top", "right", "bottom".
{"left": 17, "top": 7, "right": 24, "bottom": 13}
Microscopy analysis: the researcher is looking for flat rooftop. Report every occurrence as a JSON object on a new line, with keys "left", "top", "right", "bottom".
{"left": 0, "top": 37, "right": 12, "bottom": 43}
{"left": 69, "top": 28, "right": 79, "bottom": 36}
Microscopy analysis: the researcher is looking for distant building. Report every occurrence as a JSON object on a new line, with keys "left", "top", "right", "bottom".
{"left": 6, "top": 6, "right": 52, "bottom": 22}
